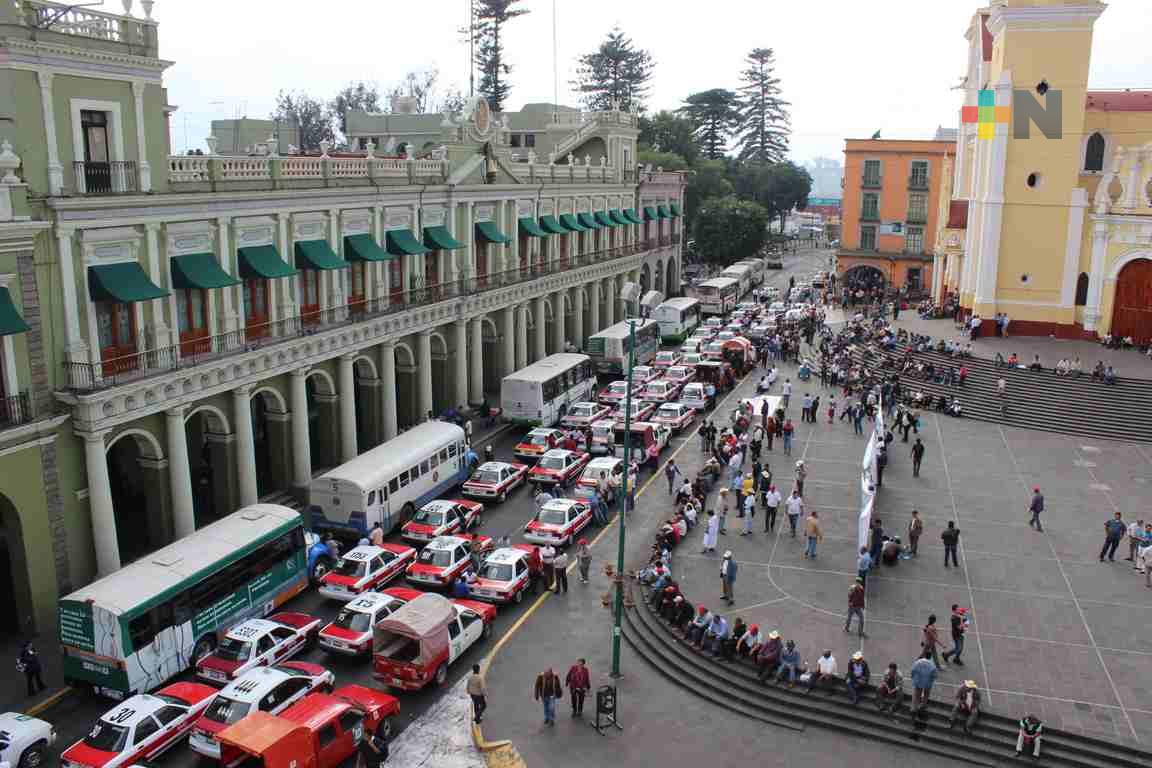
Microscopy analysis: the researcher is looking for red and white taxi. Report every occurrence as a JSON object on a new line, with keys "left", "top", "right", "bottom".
{"left": 318, "top": 587, "right": 423, "bottom": 655}
{"left": 513, "top": 427, "right": 564, "bottom": 461}
{"left": 680, "top": 351, "right": 704, "bottom": 367}
{"left": 652, "top": 402, "right": 697, "bottom": 432}
{"left": 639, "top": 379, "right": 681, "bottom": 404}
{"left": 471, "top": 545, "right": 536, "bottom": 604}
{"left": 524, "top": 498, "right": 594, "bottom": 547}
{"left": 462, "top": 460, "right": 528, "bottom": 502}
{"left": 629, "top": 366, "right": 659, "bottom": 387}
{"left": 60, "top": 682, "right": 216, "bottom": 768}
{"left": 560, "top": 401, "right": 612, "bottom": 428}
{"left": 613, "top": 400, "right": 657, "bottom": 423}
{"left": 401, "top": 499, "right": 483, "bottom": 544}
{"left": 528, "top": 448, "right": 591, "bottom": 488}
{"left": 405, "top": 534, "right": 494, "bottom": 588}
{"left": 188, "top": 662, "right": 333, "bottom": 765}
{"left": 653, "top": 350, "right": 682, "bottom": 369}
{"left": 574, "top": 456, "right": 623, "bottom": 500}
{"left": 663, "top": 365, "right": 696, "bottom": 387}
{"left": 318, "top": 544, "right": 416, "bottom": 601}
{"left": 195, "top": 613, "right": 322, "bottom": 685}
{"left": 597, "top": 380, "right": 637, "bottom": 406}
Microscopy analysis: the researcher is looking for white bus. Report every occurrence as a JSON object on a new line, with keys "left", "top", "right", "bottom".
{"left": 501, "top": 353, "right": 595, "bottom": 427}
{"left": 736, "top": 258, "right": 766, "bottom": 288}
{"left": 586, "top": 320, "right": 660, "bottom": 376}
{"left": 59, "top": 504, "right": 309, "bottom": 697}
{"left": 652, "top": 297, "right": 701, "bottom": 344}
{"left": 309, "top": 421, "right": 472, "bottom": 537}
{"left": 721, "top": 263, "right": 753, "bottom": 297}
{"left": 695, "top": 277, "right": 740, "bottom": 316}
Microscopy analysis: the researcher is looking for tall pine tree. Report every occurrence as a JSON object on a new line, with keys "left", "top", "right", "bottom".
{"left": 679, "top": 89, "right": 740, "bottom": 160}
{"left": 733, "top": 48, "right": 790, "bottom": 164}
{"left": 572, "top": 28, "right": 654, "bottom": 112}
{"left": 473, "top": 0, "right": 529, "bottom": 113}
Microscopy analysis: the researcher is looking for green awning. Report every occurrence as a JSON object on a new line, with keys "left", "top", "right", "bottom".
{"left": 424, "top": 225, "right": 464, "bottom": 250}
{"left": 238, "top": 245, "right": 297, "bottom": 280}
{"left": 518, "top": 217, "right": 548, "bottom": 238}
{"left": 539, "top": 215, "right": 567, "bottom": 235}
{"left": 87, "top": 262, "right": 168, "bottom": 303}
{"left": 594, "top": 210, "right": 616, "bottom": 227}
{"left": 294, "top": 239, "right": 348, "bottom": 271}
{"left": 475, "top": 220, "right": 511, "bottom": 244}
{"left": 0, "top": 287, "right": 29, "bottom": 336}
{"left": 577, "top": 212, "right": 601, "bottom": 229}
{"left": 657, "top": 204, "right": 672, "bottom": 219}
{"left": 344, "top": 234, "right": 392, "bottom": 262}
{"left": 669, "top": 202, "right": 682, "bottom": 217}
{"left": 559, "top": 213, "right": 588, "bottom": 232}
{"left": 609, "top": 209, "right": 631, "bottom": 226}
{"left": 623, "top": 208, "right": 644, "bottom": 224}
{"left": 643, "top": 206, "right": 659, "bottom": 221}
{"left": 385, "top": 229, "right": 430, "bottom": 256}
{"left": 170, "top": 253, "right": 240, "bottom": 291}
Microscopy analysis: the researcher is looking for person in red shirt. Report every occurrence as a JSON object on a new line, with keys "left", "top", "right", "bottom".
{"left": 565, "top": 658, "right": 592, "bottom": 717}
{"left": 527, "top": 547, "right": 544, "bottom": 594}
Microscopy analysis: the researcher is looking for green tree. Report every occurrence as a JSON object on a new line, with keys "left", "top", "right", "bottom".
{"left": 764, "top": 161, "right": 812, "bottom": 231}
{"left": 572, "top": 28, "right": 654, "bottom": 112}
{"left": 329, "top": 81, "right": 381, "bottom": 142}
{"left": 684, "top": 159, "right": 735, "bottom": 223}
{"left": 679, "top": 89, "right": 739, "bottom": 160}
{"left": 386, "top": 69, "right": 439, "bottom": 114}
{"left": 638, "top": 110, "right": 699, "bottom": 164}
{"left": 473, "top": 0, "right": 529, "bottom": 113}
{"left": 733, "top": 48, "right": 790, "bottom": 164}
{"left": 637, "top": 150, "right": 689, "bottom": 171}
{"left": 273, "top": 90, "right": 334, "bottom": 151}
{"left": 692, "top": 196, "right": 770, "bottom": 266}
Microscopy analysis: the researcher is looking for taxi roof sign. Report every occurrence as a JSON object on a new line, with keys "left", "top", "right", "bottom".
{"left": 343, "top": 545, "right": 383, "bottom": 561}
{"left": 485, "top": 547, "right": 528, "bottom": 565}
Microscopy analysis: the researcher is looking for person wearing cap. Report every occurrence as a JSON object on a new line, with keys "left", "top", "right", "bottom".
{"left": 756, "top": 630, "right": 783, "bottom": 681}
{"left": 775, "top": 638, "right": 801, "bottom": 687}
{"left": 738, "top": 624, "right": 764, "bottom": 658}
{"left": 687, "top": 606, "right": 712, "bottom": 645}
{"left": 876, "top": 663, "right": 904, "bottom": 715}
{"left": 720, "top": 551, "right": 738, "bottom": 604}
{"left": 1016, "top": 714, "right": 1044, "bottom": 757}
{"left": 845, "top": 577, "right": 866, "bottom": 636}
{"left": 794, "top": 460, "right": 807, "bottom": 495}
{"left": 844, "top": 651, "right": 871, "bottom": 705}
{"left": 1028, "top": 486, "right": 1045, "bottom": 532}
{"left": 807, "top": 649, "right": 838, "bottom": 695}
{"left": 576, "top": 539, "right": 592, "bottom": 584}
{"left": 942, "top": 604, "right": 968, "bottom": 666}
{"left": 856, "top": 547, "right": 872, "bottom": 584}
{"left": 785, "top": 489, "right": 803, "bottom": 537}
{"left": 670, "top": 596, "right": 694, "bottom": 629}
{"left": 948, "top": 679, "right": 982, "bottom": 734}
{"left": 741, "top": 492, "right": 756, "bottom": 535}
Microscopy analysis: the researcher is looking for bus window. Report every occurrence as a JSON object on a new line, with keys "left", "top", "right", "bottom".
{"left": 366, "top": 491, "right": 376, "bottom": 506}
{"left": 389, "top": 477, "right": 400, "bottom": 494}
{"left": 448, "top": 444, "right": 458, "bottom": 457}
{"left": 420, "top": 459, "right": 430, "bottom": 474}
{"left": 399, "top": 471, "right": 410, "bottom": 488}
{"left": 439, "top": 448, "right": 449, "bottom": 462}
{"left": 379, "top": 486, "right": 388, "bottom": 501}
{"left": 430, "top": 453, "right": 440, "bottom": 468}
{"left": 410, "top": 464, "right": 421, "bottom": 480}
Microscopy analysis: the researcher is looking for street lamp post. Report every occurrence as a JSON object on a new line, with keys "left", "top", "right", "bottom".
{"left": 610, "top": 318, "right": 636, "bottom": 680}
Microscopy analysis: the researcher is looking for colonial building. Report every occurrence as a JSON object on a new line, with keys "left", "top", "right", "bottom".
{"left": 837, "top": 138, "right": 953, "bottom": 294}
{"left": 941, "top": 0, "right": 1152, "bottom": 339}
{"left": 0, "top": 1, "right": 684, "bottom": 636}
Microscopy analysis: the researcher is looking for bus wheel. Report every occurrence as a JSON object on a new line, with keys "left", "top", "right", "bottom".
{"left": 434, "top": 664, "right": 448, "bottom": 686}
{"left": 192, "top": 635, "right": 216, "bottom": 663}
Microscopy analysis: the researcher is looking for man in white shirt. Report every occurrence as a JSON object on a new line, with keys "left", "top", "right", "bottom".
{"left": 782, "top": 379, "right": 792, "bottom": 408}
{"left": 763, "top": 485, "right": 782, "bottom": 532}
{"left": 785, "top": 490, "right": 804, "bottom": 538}
{"left": 541, "top": 544, "right": 556, "bottom": 590}
{"left": 807, "top": 650, "right": 838, "bottom": 694}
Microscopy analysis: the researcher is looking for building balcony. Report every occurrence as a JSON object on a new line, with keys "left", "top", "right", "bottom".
{"left": 905, "top": 211, "right": 928, "bottom": 224}
{"left": 908, "top": 176, "right": 929, "bottom": 191}
{"left": 73, "top": 161, "right": 139, "bottom": 195}
{"left": 861, "top": 177, "right": 882, "bottom": 189}
{"left": 20, "top": 0, "right": 159, "bottom": 56}
{"left": 0, "top": 392, "right": 34, "bottom": 430}
{"left": 860, "top": 210, "right": 880, "bottom": 222}
{"left": 166, "top": 153, "right": 451, "bottom": 192}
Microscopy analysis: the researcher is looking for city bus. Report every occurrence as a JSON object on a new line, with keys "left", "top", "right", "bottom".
{"left": 651, "top": 296, "right": 701, "bottom": 344}
{"left": 736, "top": 258, "right": 766, "bottom": 288}
{"left": 500, "top": 353, "right": 596, "bottom": 427}
{"left": 58, "top": 504, "right": 309, "bottom": 697}
{"left": 309, "top": 421, "right": 471, "bottom": 537}
{"left": 586, "top": 320, "right": 660, "bottom": 376}
{"left": 695, "top": 277, "right": 740, "bottom": 316}
{"left": 721, "top": 263, "right": 753, "bottom": 297}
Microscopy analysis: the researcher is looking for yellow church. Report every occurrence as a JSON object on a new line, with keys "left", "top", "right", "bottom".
{"left": 936, "top": 0, "right": 1152, "bottom": 342}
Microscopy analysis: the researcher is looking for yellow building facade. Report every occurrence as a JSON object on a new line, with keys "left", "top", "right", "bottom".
{"left": 939, "top": 0, "right": 1152, "bottom": 341}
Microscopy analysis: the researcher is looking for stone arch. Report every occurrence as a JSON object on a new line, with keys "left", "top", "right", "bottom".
{"left": 352, "top": 355, "right": 378, "bottom": 380}
{"left": 250, "top": 387, "right": 291, "bottom": 498}
{"left": 1106, "top": 250, "right": 1152, "bottom": 281}
{"left": 105, "top": 427, "right": 170, "bottom": 564}
{"left": 305, "top": 368, "right": 336, "bottom": 395}
{"left": 428, "top": 332, "right": 449, "bottom": 356}
{"left": 428, "top": 331, "right": 452, "bottom": 414}
{"left": 1108, "top": 255, "right": 1152, "bottom": 342}
{"left": 665, "top": 256, "right": 678, "bottom": 297}
{"left": 480, "top": 316, "right": 502, "bottom": 395}
{"left": 184, "top": 404, "right": 231, "bottom": 435}
{"left": 106, "top": 427, "right": 164, "bottom": 459}
{"left": 1074, "top": 272, "right": 1089, "bottom": 306}
{"left": 393, "top": 341, "right": 416, "bottom": 368}
{"left": 655, "top": 259, "right": 665, "bottom": 294}
{"left": 0, "top": 492, "right": 35, "bottom": 635}
{"left": 1083, "top": 131, "right": 1106, "bottom": 173}
{"left": 185, "top": 405, "right": 234, "bottom": 525}
{"left": 393, "top": 342, "right": 419, "bottom": 430}
{"left": 250, "top": 386, "right": 288, "bottom": 413}
{"left": 843, "top": 264, "right": 887, "bottom": 289}
{"left": 640, "top": 264, "right": 651, "bottom": 294}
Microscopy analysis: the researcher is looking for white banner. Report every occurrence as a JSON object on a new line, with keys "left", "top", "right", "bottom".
{"left": 858, "top": 392, "right": 884, "bottom": 551}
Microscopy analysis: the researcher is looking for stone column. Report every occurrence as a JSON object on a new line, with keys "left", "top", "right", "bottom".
{"left": 338, "top": 353, "right": 358, "bottom": 462}
{"left": 165, "top": 407, "right": 197, "bottom": 539}
{"left": 604, "top": 278, "right": 615, "bottom": 326}
{"left": 130, "top": 80, "right": 152, "bottom": 192}
{"left": 143, "top": 223, "right": 170, "bottom": 348}
{"left": 380, "top": 341, "right": 398, "bottom": 440}
{"left": 217, "top": 218, "right": 238, "bottom": 333}
{"left": 534, "top": 296, "right": 547, "bottom": 361}
{"left": 37, "top": 71, "right": 63, "bottom": 195}
{"left": 290, "top": 369, "right": 312, "bottom": 489}
{"left": 56, "top": 229, "right": 87, "bottom": 363}
{"left": 589, "top": 279, "right": 601, "bottom": 335}
{"left": 417, "top": 331, "right": 434, "bottom": 420}
{"left": 573, "top": 287, "right": 585, "bottom": 349}
{"left": 516, "top": 304, "right": 529, "bottom": 370}
{"left": 469, "top": 316, "right": 484, "bottom": 405}
{"left": 233, "top": 386, "right": 259, "bottom": 506}
{"left": 1083, "top": 224, "right": 1110, "bottom": 332}
{"left": 83, "top": 431, "right": 120, "bottom": 576}
{"left": 453, "top": 319, "right": 469, "bottom": 408}
{"left": 502, "top": 306, "right": 516, "bottom": 377}
{"left": 552, "top": 290, "right": 566, "bottom": 352}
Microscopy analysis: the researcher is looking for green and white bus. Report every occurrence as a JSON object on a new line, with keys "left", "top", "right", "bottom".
{"left": 59, "top": 504, "right": 309, "bottom": 698}
{"left": 652, "top": 297, "right": 701, "bottom": 344}
{"left": 586, "top": 320, "right": 660, "bottom": 375}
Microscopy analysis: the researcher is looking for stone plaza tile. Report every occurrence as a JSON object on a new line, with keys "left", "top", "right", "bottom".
{"left": 1061, "top": 559, "right": 1151, "bottom": 604}
{"left": 967, "top": 590, "right": 1091, "bottom": 645}
{"left": 1077, "top": 602, "right": 1152, "bottom": 655}
{"left": 979, "top": 634, "right": 1118, "bottom": 706}
{"left": 960, "top": 554, "right": 1073, "bottom": 597}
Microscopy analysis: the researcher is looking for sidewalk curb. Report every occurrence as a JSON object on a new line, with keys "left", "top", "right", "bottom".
{"left": 471, "top": 723, "right": 526, "bottom": 768}
{"left": 24, "top": 686, "right": 72, "bottom": 717}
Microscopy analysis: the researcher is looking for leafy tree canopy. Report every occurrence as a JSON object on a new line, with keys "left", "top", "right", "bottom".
{"left": 691, "top": 196, "right": 770, "bottom": 266}
{"left": 678, "top": 89, "right": 739, "bottom": 160}
{"left": 572, "top": 28, "right": 654, "bottom": 113}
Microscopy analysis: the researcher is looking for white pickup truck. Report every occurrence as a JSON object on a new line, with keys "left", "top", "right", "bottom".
{"left": 0, "top": 712, "right": 55, "bottom": 768}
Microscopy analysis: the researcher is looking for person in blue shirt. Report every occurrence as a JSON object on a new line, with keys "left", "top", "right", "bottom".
{"left": 1100, "top": 512, "right": 1126, "bottom": 562}
{"left": 451, "top": 574, "right": 471, "bottom": 598}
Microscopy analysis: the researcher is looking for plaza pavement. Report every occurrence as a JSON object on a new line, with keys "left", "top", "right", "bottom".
{"left": 478, "top": 341, "right": 1152, "bottom": 766}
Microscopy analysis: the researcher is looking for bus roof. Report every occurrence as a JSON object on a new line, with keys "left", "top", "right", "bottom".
{"left": 697, "top": 277, "right": 739, "bottom": 289}
{"left": 314, "top": 421, "right": 465, "bottom": 490}
{"left": 61, "top": 504, "right": 302, "bottom": 616}
{"left": 502, "top": 353, "right": 590, "bottom": 384}
{"left": 589, "top": 320, "right": 656, "bottom": 341}
{"left": 721, "top": 264, "right": 751, "bottom": 275}
{"left": 656, "top": 297, "right": 699, "bottom": 311}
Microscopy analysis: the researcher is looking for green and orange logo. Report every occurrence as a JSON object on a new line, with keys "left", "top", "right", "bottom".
{"left": 962, "top": 90, "right": 1011, "bottom": 139}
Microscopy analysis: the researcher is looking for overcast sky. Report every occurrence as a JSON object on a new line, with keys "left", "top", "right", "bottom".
{"left": 159, "top": 0, "right": 1151, "bottom": 163}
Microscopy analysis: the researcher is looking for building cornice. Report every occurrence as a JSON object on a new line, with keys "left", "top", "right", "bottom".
{"left": 985, "top": 3, "right": 1105, "bottom": 38}
{"left": 1, "top": 37, "right": 172, "bottom": 82}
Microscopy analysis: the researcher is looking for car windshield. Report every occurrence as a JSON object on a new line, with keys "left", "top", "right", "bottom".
{"left": 333, "top": 559, "right": 367, "bottom": 578}
{"left": 473, "top": 469, "right": 502, "bottom": 484}
{"left": 215, "top": 636, "right": 254, "bottom": 662}
{"left": 83, "top": 721, "right": 130, "bottom": 753}
{"left": 571, "top": 404, "right": 593, "bottom": 416}
{"left": 333, "top": 609, "right": 373, "bottom": 633}
{"left": 529, "top": 434, "right": 552, "bottom": 446}
{"left": 539, "top": 455, "right": 566, "bottom": 470}
{"left": 482, "top": 563, "right": 515, "bottom": 581}
{"left": 667, "top": 367, "right": 687, "bottom": 378}
{"left": 418, "top": 548, "right": 454, "bottom": 567}
{"left": 538, "top": 508, "right": 569, "bottom": 526}
{"left": 648, "top": 383, "right": 667, "bottom": 393}
{"left": 658, "top": 405, "right": 679, "bottom": 416}
{"left": 413, "top": 507, "right": 447, "bottom": 525}
{"left": 656, "top": 352, "right": 675, "bottom": 362}
{"left": 203, "top": 696, "right": 253, "bottom": 725}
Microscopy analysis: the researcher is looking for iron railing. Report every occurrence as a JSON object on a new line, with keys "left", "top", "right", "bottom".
{"left": 0, "top": 392, "right": 33, "bottom": 429}
{"left": 73, "top": 161, "right": 138, "bottom": 195}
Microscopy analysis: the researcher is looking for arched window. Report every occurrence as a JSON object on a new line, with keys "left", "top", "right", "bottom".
{"left": 1074, "top": 272, "right": 1089, "bottom": 306}
{"left": 1084, "top": 133, "right": 1105, "bottom": 172}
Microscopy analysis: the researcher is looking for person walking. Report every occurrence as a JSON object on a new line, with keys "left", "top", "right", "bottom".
{"left": 552, "top": 548, "right": 569, "bottom": 594}
{"left": 941, "top": 604, "right": 968, "bottom": 666}
{"left": 803, "top": 510, "right": 823, "bottom": 559}
{"left": 369, "top": 522, "right": 385, "bottom": 548}
{"left": 467, "top": 664, "right": 488, "bottom": 723}
{"left": 541, "top": 543, "right": 557, "bottom": 589}
{"left": 782, "top": 418, "right": 794, "bottom": 455}
{"left": 910, "top": 651, "right": 938, "bottom": 713}
{"left": 921, "top": 614, "right": 943, "bottom": 670}
{"left": 576, "top": 539, "right": 592, "bottom": 584}
{"left": 534, "top": 668, "right": 562, "bottom": 725}
{"left": 763, "top": 485, "right": 781, "bottom": 533}
{"left": 785, "top": 490, "right": 803, "bottom": 538}
{"left": 741, "top": 493, "right": 756, "bottom": 536}
{"left": 702, "top": 510, "right": 719, "bottom": 554}
{"left": 941, "top": 520, "right": 960, "bottom": 568}
{"left": 665, "top": 460, "right": 682, "bottom": 495}
{"left": 845, "top": 577, "right": 866, "bottom": 637}
{"left": 18, "top": 641, "right": 44, "bottom": 697}
{"left": 1028, "top": 487, "right": 1045, "bottom": 532}
{"left": 1100, "top": 511, "right": 1126, "bottom": 562}
{"left": 794, "top": 460, "right": 807, "bottom": 496}
{"left": 565, "top": 659, "right": 592, "bottom": 717}
{"left": 907, "top": 510, "right": 923, "bottom": 557}
{"left": 721, "top": 551, "right": 738, "bottom": 604}
{"left": 910, "top": 438, "right": 925, "bottom": 478}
